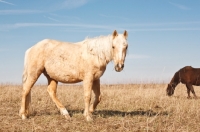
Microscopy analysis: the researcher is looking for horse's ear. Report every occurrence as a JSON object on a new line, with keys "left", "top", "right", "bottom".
{"left": 112, "top": 30, "right": 118, "bottom": 39}
{"left": 123, "top": 30, "right": 128, "bottom": 39}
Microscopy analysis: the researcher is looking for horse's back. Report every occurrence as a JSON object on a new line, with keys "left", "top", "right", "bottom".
{"left": 181, "top": 66, "right": 200, "bottom": 74}
{"left": 23, "top": 39, "right": 81, "bottom": 79}
{"left": 26, "top": 39, "right": 80, "bottom": 59}
{"left": 179, "top": 66, "right": 200, "bottom": 84}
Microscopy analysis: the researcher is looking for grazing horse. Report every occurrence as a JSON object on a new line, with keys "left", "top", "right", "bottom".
{"left": 19, "top": 30, "right": 128, "bottom": 121}
{"left": 166, "top": 66, "right": 200, "bottom": 98}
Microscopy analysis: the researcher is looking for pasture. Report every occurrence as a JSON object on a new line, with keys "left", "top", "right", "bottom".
{"left": 1, "top": 83, "right": 200, "bottom": 131}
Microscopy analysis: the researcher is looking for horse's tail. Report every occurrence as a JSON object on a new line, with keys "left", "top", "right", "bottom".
{"left": 22, "top": 48, "right": 31, "bottom": 84}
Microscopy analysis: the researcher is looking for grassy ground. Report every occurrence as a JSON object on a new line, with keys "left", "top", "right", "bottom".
{"left": 1, "top": 83, "right": 200, "bottom": 132}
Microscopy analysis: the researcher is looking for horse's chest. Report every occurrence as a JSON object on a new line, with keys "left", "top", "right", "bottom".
{"left": 93, "top": 67, "right": 106, "bottom": 79}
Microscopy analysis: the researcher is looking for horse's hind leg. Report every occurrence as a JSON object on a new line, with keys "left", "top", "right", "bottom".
{"left": 89, "top": 79, "right": 101, "bottom": 113}
{"left": 45, "top": 76, "right": 70, "bottom": 120}
{"left": 189, "top": 84, "right": 197, "bottom": 98}
{"left": 19, "top": 76, "right": 37, "bottom": 119}
{"left": 186, "top": 84, "right": 191, "bottom": 98}
{"left": 186, "top": 84, "right": 197, "bottom": 99}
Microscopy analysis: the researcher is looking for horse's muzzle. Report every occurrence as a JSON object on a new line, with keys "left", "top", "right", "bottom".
{"left": 166, "top": 91, "right": 173, "bottom": 96}
{"left": 115, "top": 64, "right": 124, "bottom": 72}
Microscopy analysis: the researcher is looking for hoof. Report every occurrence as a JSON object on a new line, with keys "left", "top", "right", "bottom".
{"left": 84, "top": 110, "right": 93, "bottom": 122}
{"left": 64, "top": 114, "right": 71, "bottom": 121}
{"left": 21, "top": 114, "right": 27, "bottom": 120}
{"left": 89, "top": 105, "right": 94, "bottom": 113}
{"left": 86, "top": 115, "right": 93, "bottom": 122}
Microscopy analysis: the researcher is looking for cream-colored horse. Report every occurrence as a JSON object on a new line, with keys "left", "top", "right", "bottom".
{"left": 19, "top": 30, "right": 128, "bottom": 121}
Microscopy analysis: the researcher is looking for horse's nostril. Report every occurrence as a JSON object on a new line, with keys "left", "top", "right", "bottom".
{"left": 121, "top": 64, "right": 124, "bottom": 68}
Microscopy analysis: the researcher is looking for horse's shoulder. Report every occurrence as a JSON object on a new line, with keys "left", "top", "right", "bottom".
{"left": 38, "top": 39, "right": 77, "bottom": 48}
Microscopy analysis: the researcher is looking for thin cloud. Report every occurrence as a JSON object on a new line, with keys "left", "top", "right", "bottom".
{"left": 62, "top": 28, "right": 113, "bottom": 33}
{"left": 122, "top": 21, "right": 200, "bottom": 27}
{"left": 59, "top": 0, "right": 89, "bottom": 9}
{"left": 129, "top": 28, "right": 200, "bottom": 32}
{"left": 119, "top": 21, "right": 200, "bottom": 32}
{"left": 0, "top": 23, "right": 114, "bottom": 31}
{"left": 0, "top": 10, "right": 43, "bottom": 15}
{"left": 100, "top": 14, "right": 129, "bottom": 21}
{"left": 127, "top": 54, "right": 150, "bottom": 59}
{"left": 44, "top": 16, "right": 61, "bottom": 22}
{"left": 0, "top": 0, "right": 15, "bottom": 6}
{"left": 49, "top": 13, "right": 81, "bottom": 20}
{"left": 2, "top": 21, "right": 200, "bottom": 32}
{"left": 169, "top": 2, "right": 190, "bottom": 10}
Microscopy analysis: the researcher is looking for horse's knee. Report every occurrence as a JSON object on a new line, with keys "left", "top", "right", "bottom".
{"left": 191, "top": 90, "right": 196, "bottom": 94}
{"left": 22, "top": 89, "right": 30, "bottom": 99}
{"left": 84, "top": 95, "right": 91, "bottom": 103}
{"left": 97, "top": 94, "right": 101, "bottom": 103}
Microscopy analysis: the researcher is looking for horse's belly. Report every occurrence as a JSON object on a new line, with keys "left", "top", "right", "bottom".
{"left": 57, "top": 74, "right": 82, "bottom": 83}
{"left": 48, "top": 71, "right": 82, "bottom": 83}
{"left": 45, "top": 62, "right": 83, "bottom": 83}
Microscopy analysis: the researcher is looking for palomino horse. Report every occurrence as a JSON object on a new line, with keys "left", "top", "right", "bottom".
{"left": 166, "top": 66, "right": 200, "bottom": 98}
{"left": 19, "top": 30, "right": 128, "bottom": 121}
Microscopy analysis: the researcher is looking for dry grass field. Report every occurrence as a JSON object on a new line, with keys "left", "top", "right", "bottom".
{"left": 1, "top": 83, "right": 200, "bottom": 132}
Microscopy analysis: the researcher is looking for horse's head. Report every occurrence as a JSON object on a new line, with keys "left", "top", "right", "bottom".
{"left": 166, "top": 84, "right": 175, "bottom": 96}
{"left": 112, "top": 30, "right": 128, "bottom": 72}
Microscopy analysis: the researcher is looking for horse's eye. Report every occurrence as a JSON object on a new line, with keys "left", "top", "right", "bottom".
{"left": 126, "top": 46, "right": 128, "bottom": 49}
{"left": 112, "top": 46, "right": 115, "bottom": 49}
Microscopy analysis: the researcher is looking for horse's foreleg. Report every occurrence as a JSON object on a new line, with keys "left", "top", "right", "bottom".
{"left": 47, "top": 79, "right": 70, "bottom": 120}
{"left": 83, "top": 77, "right": 93, "bottom": 121}
{"left": 89, "top": 79, "right": 101, "bottom": 113}
{"left": 19, "top": 78, "right": 35, "bottom": 119}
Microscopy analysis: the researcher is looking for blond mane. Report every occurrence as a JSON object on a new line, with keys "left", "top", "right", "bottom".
{"left": 82, "top": 35, "right": 113, "bottom": 63}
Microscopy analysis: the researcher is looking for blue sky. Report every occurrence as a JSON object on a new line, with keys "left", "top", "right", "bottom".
{"left": 0, "top": 0, "right": 200, "bottom": 84}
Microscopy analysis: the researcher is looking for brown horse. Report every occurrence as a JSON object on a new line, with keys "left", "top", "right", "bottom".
{"left": 166, "top": 66, "right": 200, "bottom": 98}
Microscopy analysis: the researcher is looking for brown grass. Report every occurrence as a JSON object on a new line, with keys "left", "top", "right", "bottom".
{"left": 1, "top": 83, "right": 200, "bottom": 132}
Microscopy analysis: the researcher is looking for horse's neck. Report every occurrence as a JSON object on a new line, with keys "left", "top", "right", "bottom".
{"left": 170, "top": 72, "right": 180, "bottom": 86}
{"left": 85, "top": 35, "right": 113, "bottom": 63}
